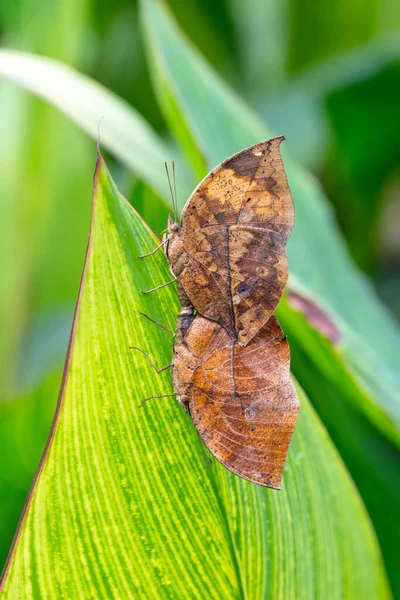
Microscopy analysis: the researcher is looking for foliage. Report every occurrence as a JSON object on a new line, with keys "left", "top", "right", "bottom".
{"left": 0, "top": 158, "right": 390, "bottom": 598}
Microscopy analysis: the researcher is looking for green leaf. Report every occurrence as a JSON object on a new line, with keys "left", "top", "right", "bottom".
{"left": 258, "top": 32, "right": 400, "bottom": 169}
{"left": 0, "top": 3, "right": 94, "bottom": 398}
{"left": 286, "top": 0, "right": 397, "bottom": 72}
{"left": 140, "top": 0, "right": 400, "bottom": 445}
{"left": 0, "top": 371, "right": 60, "bottom": 568}
{"left": 2, "top": 21, "right": 399, "bottom": 445}
{"left": 284, "top": 311, "right": 400, "bottom": 597}
{"left": 0, "top": 157, "right": 390, "bottom": 599}
{"left": 0, "top": 48, "right": 189, "bottom": 200}
{"left": 0, "top": 0, "right": 94, "bottom": 566}
{"left": 323, "top": 61, "right": 400, "bottom": 271}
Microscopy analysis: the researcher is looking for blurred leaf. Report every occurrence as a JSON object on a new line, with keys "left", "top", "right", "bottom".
{"left": 140, "top": 0, "right": 400, "bottom": 447}
{"left": 258, "top": 31, "right": 400, "bottom": 169}
{"left": 88, "top": 3, "right": 167, "bottom": 134}
{"left": 0, "top": 371, "right": 60, "bottom": 569}
{"left": 278, "top": 298, "right": 400, "bottom": 597}
{"left": 0, "top": 49, "right": 191, "bottom": 200}
{"left": 128, "top": 179, "right": 170, "bottom": 236}
{"left": 287, "top": 0, "right": 390, "bottom": 72}
{"left": 230, "top": 0, "right": 289, "bottom": 94}
{"left": 0, "top": 0, "right": 93, "bottom": 398}
{"left": 0, "top": 81, "right": 93, "bottom": 397}
{"left": 323, "top": 61, "right": 400, "bottom": 271}
{"left": 0, "top": 0, "right": 88, "bottom": 61}
{"left": 17, "top": 309, "right": 73, "bottom": 393}
{"left": 0, "top": 156, "right": 390, "bottom": 599}
{"left": 166, "top": 0, "right": 237, "bottom": 79}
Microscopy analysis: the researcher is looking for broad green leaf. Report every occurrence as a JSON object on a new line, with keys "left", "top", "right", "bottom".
{"left": 278, "top": 298, "right": 400, "bottom": 597}
{"left": 0, "top": 157, "right": 390, "bottom": 599}
{"left": 140, "top": 0, "right": 400, "bottom": 445}
{"left": 0, "top": 0, "right": 93, "bottom": 566}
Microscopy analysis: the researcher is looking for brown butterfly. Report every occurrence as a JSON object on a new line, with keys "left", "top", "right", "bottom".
{"left": 172, "top": 312, "right": 299, "bottom": 489}
{"left": 166, "top": 137, "right": 294, "bottom": 346}
{"left": 137, "top": 137, "right": 299, "bottom": 489}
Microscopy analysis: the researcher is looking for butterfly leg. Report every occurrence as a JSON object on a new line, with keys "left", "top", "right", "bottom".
{"left": 138, "top": 239, "right": 167, "bottom": 259}
{"left": 139, "top": 393, "right": 176, "bottom": 408}
{"left": 130, "top": 346, "right": 173, "bottom": 374}
{"left": 142, "top": 277, "right": 177, "bottom": 294}
{"left": 139, "top": 312, "right": 175, "bottom": 337}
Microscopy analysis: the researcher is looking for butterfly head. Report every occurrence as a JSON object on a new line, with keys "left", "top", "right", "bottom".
{"left": 167, "top": 213, "right": 179, "bottom": 234}
{"left": 166, "top": 215, "right": 186, "bottom": 277}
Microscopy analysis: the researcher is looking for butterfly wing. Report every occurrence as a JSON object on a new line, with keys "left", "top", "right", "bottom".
{"left": 178, "top": 137, "right": 294, "bottom": 345}
{"left": 183, "top": 315, "right": 299, "bottom": 489}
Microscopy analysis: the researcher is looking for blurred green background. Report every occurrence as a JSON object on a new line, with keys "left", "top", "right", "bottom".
{"left": 0, "top": 0, "right": 399, "bottom": 592}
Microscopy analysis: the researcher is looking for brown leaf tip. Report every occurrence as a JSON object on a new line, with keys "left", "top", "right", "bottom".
{"left": 288, "top": 291, "right": 341, "bottom": 345}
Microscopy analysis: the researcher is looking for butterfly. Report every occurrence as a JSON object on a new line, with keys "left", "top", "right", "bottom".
{"left": 172, "top": 313, "right": 299, "bottom": 489}
{"left": 166, "top": 137, "right": 294, "bottom": 346}
{"left": 138, "top": 137, "right": 299, "bottom": 489}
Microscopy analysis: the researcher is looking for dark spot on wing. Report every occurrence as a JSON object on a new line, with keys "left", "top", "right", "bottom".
{"left": 229, "top": 153, "right": 259, "bottom": 178}
{"left": 237, "top": 282, "right": 251, "bottom": 297}
{"left": 244, "top": 406, "right": 255, "bottom": 419}
{"left": 266, "top": 177, "right": 277, "bottom": 192}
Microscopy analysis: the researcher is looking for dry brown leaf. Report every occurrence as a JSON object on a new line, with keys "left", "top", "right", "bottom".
{"left": 166, "top": 137, "right": 294, "bottom": 346}
{"left": 172, "top": 314, "right": 299, "bottom": 489}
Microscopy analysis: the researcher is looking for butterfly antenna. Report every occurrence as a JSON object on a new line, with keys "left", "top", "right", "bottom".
{"left": 164, "top": 162, "right": 176, "bottom": 222}
{"left": 172, "top": 161, "right": 178, "bottom": 223}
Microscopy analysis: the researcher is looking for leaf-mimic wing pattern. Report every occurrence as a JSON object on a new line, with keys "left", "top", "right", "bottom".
{"left": 173, "top": 314, "right": 299, "bottom": 489}
{"left": 167, "top": 137, "right": 294, "bottom": 346}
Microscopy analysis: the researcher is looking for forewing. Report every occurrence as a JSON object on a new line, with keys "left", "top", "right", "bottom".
{"left": 179, "top": 226, "right": 236, "bottom": 336}
{"left": 186, "top": 316, "right": 299, "bottom": 489}
{"left": 178, "top": 137, "right": 294, "bottom": 344}
{"left": 229, "top": 225, "right": 288, "bottom": 345}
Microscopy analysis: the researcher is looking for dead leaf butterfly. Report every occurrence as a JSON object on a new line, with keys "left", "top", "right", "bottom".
{"left": 137, "top": 137, "right": 298, "bottom": 489}
{"left": 166, "top": 136, "right": 294, "bottom": 346}
{"left": 172, "top": 313, "right": 299, "bottom": 489}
